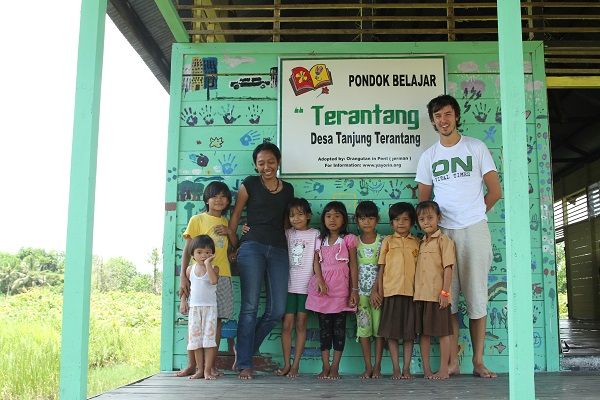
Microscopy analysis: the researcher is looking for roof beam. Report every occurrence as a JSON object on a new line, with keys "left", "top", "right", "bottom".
{"left": 547, "top": 76, "right": 600, "bottom": 89}
{"left": 155, "top": 0, "right": 190, "bottom": 42}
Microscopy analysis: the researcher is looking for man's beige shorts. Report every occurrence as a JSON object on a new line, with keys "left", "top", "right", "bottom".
{"left": 442, "top": 220, "right": 492, "bottom": 320}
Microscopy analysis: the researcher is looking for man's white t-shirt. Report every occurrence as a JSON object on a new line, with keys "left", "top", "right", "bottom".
{"left": 415, "top": 135, "right": 497, "bottom": 229}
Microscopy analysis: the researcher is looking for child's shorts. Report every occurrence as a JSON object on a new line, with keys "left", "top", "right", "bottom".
{"left": 285, "top": 292, "right": 308, "bottom": 314}
{"left": 356, "top": 295, "right": 381, "bottom": 338}
{"left": 216, "top": 276, "right": 234, "bottom": 320}
{"left": 187, "top": 305, "right": 218, "bottom": 350}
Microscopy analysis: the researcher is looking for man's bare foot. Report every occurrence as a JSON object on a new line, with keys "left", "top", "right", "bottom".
{"left": 175, "top": 366, "right": 196, "bottom": 377}
{"left": 423, "top": 369, "right": 434, "bottom": 379}
{"left": 473, "top": 363, "right": 497, "bottom": 378}
{"left": 371, "top": 367, "right": 382, "bottom": 379}
{"left": 238, "top": 368, "right": 253, "bottom": 380}
{"left": 317, "top": 367, "right": 330, "bottom": 380}
{"left": 189, "top": 371, "right": 204, "bottom": 379}
{"left": 431, "top": 371, "right": 450, "bottom": 380}
{"left": 328, "top": 365, "right": 341, "bottom": 380}
{"left": 360, "top": 367, "right": 373, "bottom": 379}
{"left": 448, "top": 361, "right": 460, "bottom": 376}
{"left": 276, "top": 365, "right": 291, "bottom": 376}
{"left": 391, "top": 368, "right": 402, "bottom": 380}
{"left": 400, "top": 369, "right": 413, "bottom": 380}
{"left": 288, "top": 367, "right": 300, "bottom": 378}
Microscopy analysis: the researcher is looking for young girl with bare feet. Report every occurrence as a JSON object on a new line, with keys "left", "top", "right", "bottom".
{"left": 179, "top": 235, "right": 220, "bottom": 380}
{"left": 276, "top": 198, "right": 320, "bottom": 378}
{"left": 377, "top": 202, "right": 419, "bottom": 380}
{"left": 177, "top": 182, "right": 234, "bottom": 378}
{"left": 305, "top": 201, "right": 359, "bottom": 380}
{"left": 355, "top": 201, "right": 385, "bottom": 379}
{"left": 414, "top": 201, "right": 456, "bottom": 380}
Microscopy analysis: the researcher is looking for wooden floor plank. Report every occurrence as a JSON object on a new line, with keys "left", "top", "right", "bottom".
{"left": 91, "top": 371, "right": 600, "bottom": 399}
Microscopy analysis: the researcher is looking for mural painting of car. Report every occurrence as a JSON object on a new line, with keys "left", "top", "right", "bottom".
{"left": 230, "top": 76, "right": 270, "bottom": 89}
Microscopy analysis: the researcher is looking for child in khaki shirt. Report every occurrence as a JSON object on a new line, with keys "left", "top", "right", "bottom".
{"left": 377, "top": 202, "right": 420, "bottom": 379}
{"left": 414, "top": 201, "right": 456, "bottom": 380}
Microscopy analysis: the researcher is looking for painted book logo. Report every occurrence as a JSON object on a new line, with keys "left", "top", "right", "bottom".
{"left": 289, "top": 64, "right": 333, "bottom": 96}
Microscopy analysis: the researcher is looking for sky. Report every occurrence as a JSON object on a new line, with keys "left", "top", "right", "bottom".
{"left": 0, "top": 1, "right": 169, "bottom": 273}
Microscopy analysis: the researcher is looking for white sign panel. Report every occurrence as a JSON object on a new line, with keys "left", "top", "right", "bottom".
{"left": 279, "top": 56, "right": 446, "bottom": 176}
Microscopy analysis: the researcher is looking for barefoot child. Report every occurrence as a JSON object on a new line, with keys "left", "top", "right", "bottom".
{"left": 306, "top": 201, "right": 359, "bottom": 380}
{"left": 377, "top": 202, "right": 419, "bottom": 379}
{"left": 414, "top": 201, "right": 456, "bottom": 379}
{"left": 178, "top": 182, "right": 234, "bottom": 377}
{"left": 355, "top": 201, "right": 385, "bottom": 379}
{"left": 277, "top": 198, "right": 321, "bottom": 378}
{"left": 179, "top": 235, "right": 220, "bottom": 379}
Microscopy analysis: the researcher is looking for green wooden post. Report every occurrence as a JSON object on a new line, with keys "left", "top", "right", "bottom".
{"left": 497, "top": 1, "right": 535, "bottom": 398}
{"left": 160, "top": 44, "right": 185, "bottom": 371}
{"left": 59, "top": 1, "right": 107, "bottom": 398}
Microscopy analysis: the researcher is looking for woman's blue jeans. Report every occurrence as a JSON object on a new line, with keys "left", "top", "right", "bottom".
{"left": 235, "top": 241, "right": 289, "bottom": 370}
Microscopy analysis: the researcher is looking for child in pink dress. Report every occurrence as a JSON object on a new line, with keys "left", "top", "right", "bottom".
{"left": 306, "top": 201, "right": 359, "bottom": 380}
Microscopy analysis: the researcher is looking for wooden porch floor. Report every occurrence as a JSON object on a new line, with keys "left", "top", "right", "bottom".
{"left": 92, "top": 371, "right": 600, "bottom": 399}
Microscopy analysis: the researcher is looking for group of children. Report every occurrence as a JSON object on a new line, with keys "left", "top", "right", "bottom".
{"left": 178, "top": 181, "right": 456, "bottom": 381}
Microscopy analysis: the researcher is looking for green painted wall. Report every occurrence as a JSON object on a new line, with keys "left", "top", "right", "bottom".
{"left": 161, "top": 42, "right": 559, "bottom": 374}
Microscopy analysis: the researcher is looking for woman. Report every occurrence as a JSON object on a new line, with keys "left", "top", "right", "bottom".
{"left": 228, "top": 142, "right": 294, "bottom": 380}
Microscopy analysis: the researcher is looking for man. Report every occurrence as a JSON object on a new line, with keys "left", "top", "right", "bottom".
{"left": 415, "top": 94, "right": 501, "bottom": 378}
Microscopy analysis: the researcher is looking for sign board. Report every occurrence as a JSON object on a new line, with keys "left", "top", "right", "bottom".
{"left": 279, "top": 56, "right": 446, "bottom": 176}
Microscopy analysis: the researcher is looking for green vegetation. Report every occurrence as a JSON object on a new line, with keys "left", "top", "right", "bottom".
{"left": 0, "top": 287, "right": 160, "bottom": 399}
{"left": 0, "top": 247, "right": 163, "bottom": 400}
{"left": 555, "top": 242, "right": 568, "bottom": 319}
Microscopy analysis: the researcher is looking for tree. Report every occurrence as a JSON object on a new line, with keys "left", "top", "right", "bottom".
{"left": 147, "top": 248, "right": 162, "bottom": 294}
{"left": 555, "top": 242, "right": 567, "bottom": 294}
{"left": 103, "top": 257, "right": 137, "bottom": 291}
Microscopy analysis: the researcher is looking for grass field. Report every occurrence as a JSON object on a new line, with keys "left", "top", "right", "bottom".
{"left": 0, "top": 287, "right": 160, "bottom": 399}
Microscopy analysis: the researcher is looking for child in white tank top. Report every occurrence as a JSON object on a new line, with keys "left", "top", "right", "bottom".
{"left": 179, "top": 235, "right": 219, "bottom": 380}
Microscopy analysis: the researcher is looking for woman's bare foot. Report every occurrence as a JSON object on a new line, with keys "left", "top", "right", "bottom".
{"left": 473, "top": 363, "right": 497, "bottom": 378}
{"left": 175, "top": 366, "right": 196, "bottom": 377}
{"left": 238, "top": 368, "right": 253, "bottom": 380}
{"left": 288, "top": 367, "right": 300, "bottom": 378}
{"left": 204, "top": 373, "right": 218, "bottom": 380}
{"left": 371, "top": 366, "right": 382, "bottom": 379}
{"left": 431, "top": 371, "right": 450, "bottom": 380}
{"left": 211, "top": 367, "right": 224, "bottom": 376}
{"left": 276, "top": 365, "right": 291, "bottom": 376}
{"left": 391, "top": 368, "right": 402, "bottom": 380}
{"left": 400, "top": 369, "right": 413, "bottom": 380}
{"left": 423, "top": 368, "right": 434, "bottom": 379}
{"left": 189, "top": 371, "right": 204, "bottom": 379}
{"left": 360, "top": 367, "right": 373, "bottom": 379}
{"left": 328, "top": 365, "right": 341, "bottom": 380}
{"left": 317, "top": 367, "right": 330, "bottom": 379}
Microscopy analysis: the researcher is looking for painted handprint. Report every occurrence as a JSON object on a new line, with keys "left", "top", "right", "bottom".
{"left": 199, "top": 105, "right": 214, "bottom": 125}
{"left": 304, "top": 180, "right": 325, "bottom": 194}
{"left": 472, "top": 103, "right": 490, "bottom": 123}
{"left": 218, "top": 154, "right": 238, "bottom": 175}
{"left": 495, "top": 106, "right": 502, "bottom": 124}
{"left": 334, "top": 179, "right": 354, "bottom": 191}
{"left": 526, "top": 136, "right": 534, "bottom": 164}
{"left": 386, "top": 180, "right": 403, "bottom": 199}
{"left": 221, "top": 104, "right": 240, "bottom": 124}
{"left": 405, "top": 183, "right": 417, "bottom": 199}
{"left": 530, "top": 213, "right": 539, "bottom": 231}
{"left": 180, "top": 107, "right": 198, "bottom": 126}
{"left": 461, "top": 86, "right": 482, "bottom": 113}
{"left": 359, "top": 179, "right": 369, "bottom": 196}
{"left": 240, "top": 130, "right": 260, "bottom": 147}
{"left": 247, "top": 105, "right": 263, "bottom": 124}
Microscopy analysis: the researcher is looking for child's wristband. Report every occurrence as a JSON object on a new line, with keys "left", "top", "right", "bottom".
{"left": 440, "top": 290, "right": 450, "bottom": 298}
{"left": 351, "top": 288, "right": 359, "bottom": 292}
